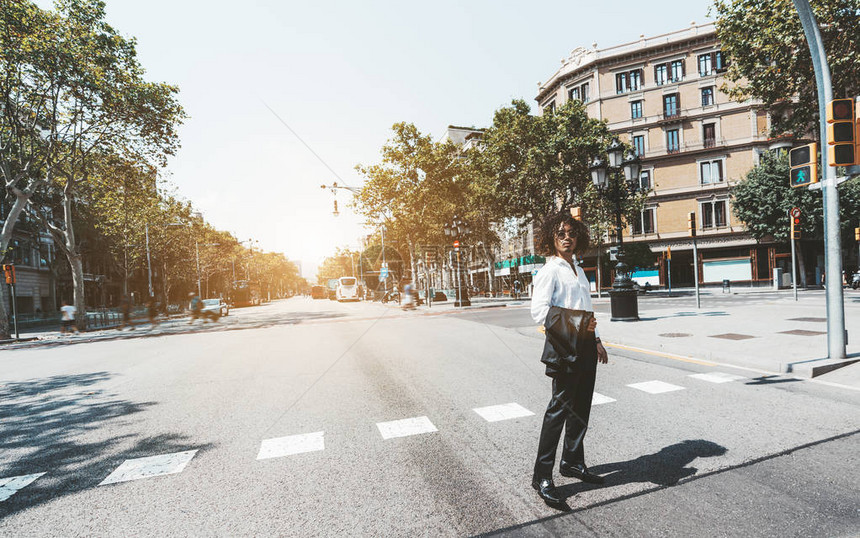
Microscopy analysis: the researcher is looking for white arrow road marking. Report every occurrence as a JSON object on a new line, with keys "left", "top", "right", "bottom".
{"left": 0, "top": 473, "right": 45, "bottom": 502}
{"left": 689, "top": 372, "right": 746, "bottom": 384}
{"left": 473, "top": 402, "right": 535, "bottom": 422}
{"left": 627, "top": 380, "right": 685, "bottom": 394}
{"left": 376, "top": 416, "right": 438, "bottom": 440}
{"left": 257, "top": 431, "right": 325, "bottom": 460}
{"left": 99, "top": 450, "right": 198, "bottom": 486}
{"left": 591, "top": 392, "right": 617, "bottom": 405}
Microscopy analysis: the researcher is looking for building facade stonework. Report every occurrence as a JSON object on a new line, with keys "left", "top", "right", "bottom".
{"left": 536, "top": 22, "right": 801, "bottom": 288}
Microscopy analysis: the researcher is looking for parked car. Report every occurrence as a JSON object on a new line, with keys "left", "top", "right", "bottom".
{"left": 201, "top": 298, "right": 229, "bottom": 318}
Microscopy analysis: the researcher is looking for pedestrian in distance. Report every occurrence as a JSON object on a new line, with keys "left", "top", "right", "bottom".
{"left": 119, "top": 294, "right": 134, "bottom": 330}
{"left": 146, "top": 297, "right": 159, "bottom": 327}
{"left": 59, "top": 300, "right": 78, "bottom": 335}
{"left": 188, "top": 292, "right": 203, "bottom": 324}
{"left": 530, "top": 208, "right": 609, "bottom": 508}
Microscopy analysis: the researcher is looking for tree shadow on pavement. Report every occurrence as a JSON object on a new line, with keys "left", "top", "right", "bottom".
{"left": 0, "top": 373, "right": 212, "bottom": 519}
{"left": 556, "top": 439, "right": 728, "bottom": 499}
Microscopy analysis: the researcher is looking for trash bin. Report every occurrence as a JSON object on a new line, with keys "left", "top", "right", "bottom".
{"left": 722, "top": 279, "right": 731, "bottom": 293}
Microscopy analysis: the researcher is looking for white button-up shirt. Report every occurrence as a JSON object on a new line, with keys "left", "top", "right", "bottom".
{"left": 530, "top": 255, "right": 599, "bottom": 338}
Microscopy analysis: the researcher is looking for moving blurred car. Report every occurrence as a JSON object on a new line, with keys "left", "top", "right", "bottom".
{"left": 201, "top": 298, "right": 229, "bottom": 318}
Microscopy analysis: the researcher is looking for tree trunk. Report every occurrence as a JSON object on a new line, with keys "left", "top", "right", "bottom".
{"left": 0, "top": 179, "right": 40, "bottom": 338}
{"left": 69, "top": 252, "right": 87, "bottom": 330}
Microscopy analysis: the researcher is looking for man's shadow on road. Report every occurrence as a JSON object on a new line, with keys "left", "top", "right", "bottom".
{"left": 555, "top": 439, "right": 728, "bottom": 501}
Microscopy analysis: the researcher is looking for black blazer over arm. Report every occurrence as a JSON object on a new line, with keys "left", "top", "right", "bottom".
{"left": 540, "top": 306, "right": 597, "bottom": 377}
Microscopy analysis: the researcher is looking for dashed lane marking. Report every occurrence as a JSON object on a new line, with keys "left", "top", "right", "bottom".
{"left": 592, "top": 392, "right": 616, "bottom": 405}
{"left": 99, "top": 450, "right": 198, "bottom": 486}
{"left": 257, "top": 431, "right": 325, "bottom": 460}
{"left": 689, "top": 372, "right": 746, "bottom": 384}
{"left": 0, "top": 473, "right": 45, "bottom": 502}
{"left": 627, "top": 380, "right": 685, "bottom": 394}
{"left": 473, "top": 402, "right": 534, "bottom": 422}
{"left": 376, "top": 416, "right": 438, "bottom": 440}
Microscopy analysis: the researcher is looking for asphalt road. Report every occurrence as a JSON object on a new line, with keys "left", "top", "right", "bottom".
{"left": 1, "top": 298, "right": 858, "bottom": 537}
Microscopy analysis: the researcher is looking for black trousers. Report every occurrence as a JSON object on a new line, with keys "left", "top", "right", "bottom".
{"left": 533, "top": 367, "right": 597, "bottom": 479}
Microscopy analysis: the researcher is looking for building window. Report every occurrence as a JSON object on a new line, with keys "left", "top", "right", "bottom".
{"left": 670, "top": 60, "right": 685, "bottom": 82}
{"left": 568, "top": 82, "right": 591, "bottom": 103}
{"left": 701, "top": 87, "right": 715, "bottom": 107}
{"left": 703, "top": 123, "right": 716, "bottom": 148}
{"left": 700, "top": 159, "right": 724, "bottom": 184}
{"left": 663, "top": 93, "right": 680, "bottom": 117}
{"left": 666, "top": 129, "right": 680, "bottom": 153}
{"left": 632, "top": 208, "right": 655, "bottom": 235}
{"left": 639, "top": 170, "right": 652, "bottom": 191}
{"left": 654, "top": 64, "right": 668, "bottom": 85}
{"left": 543, "top": 101, "right": 555, "bottom": 114}
{"left": 632, "top": 135, "right": 645, "bottom": 156}
{"left": 616, "top": 69, "right": 643, "bottom": 94}
{"left": 698, "top": 53, "right": 713, "bottom": 76}
{"left": 631, "top": 100, "right": 643, "bottom": 119}
{"left": 714, "top": 51, "right": 728, "bottom": 72}
{"left": 701, "top": 200, "right": 728, "bottom": 229}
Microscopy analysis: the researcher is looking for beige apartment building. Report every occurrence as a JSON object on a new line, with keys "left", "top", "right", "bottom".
{"left": 536, "top": 22, "right": 802, "bottom": 288}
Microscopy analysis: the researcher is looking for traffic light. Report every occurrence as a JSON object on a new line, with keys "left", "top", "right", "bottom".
{"left": 855, "top": 227, "right": 860, "bottom": 242}
{"left": 789, "top": 143, "right": 818, "bottom": 188}
{"left": 687, "top": 212, "right": 696, "bottom": 238}
{"left": 570, "top": 206, "right": 582, "bottom": 220}
{"left": 2, "top": 264, "right": 15, "bottom": 284}
{"left": 791, "top": 211, "right": 801, "bottom": 240}
{"left": 826, "top": 98, "right": 856, "bottom": 166}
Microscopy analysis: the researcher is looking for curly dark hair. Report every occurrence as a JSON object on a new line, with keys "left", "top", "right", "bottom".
{"left": 535, "top": 209, "right": 591, "bottom": 257}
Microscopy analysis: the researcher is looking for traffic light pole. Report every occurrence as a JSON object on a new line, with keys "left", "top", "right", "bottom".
{"left": 791, "top": 233, "right": 798, "bottom": 302}
{"left": 793, "top": 0, "right": 846, "bottom": 359}
{"left": 692, "top": 239, "right": 700, "bottom": 309}
{"left": 10, "top": 283, "right": 18, "bottom": 339}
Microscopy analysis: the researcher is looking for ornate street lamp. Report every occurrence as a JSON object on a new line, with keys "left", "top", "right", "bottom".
{"left": 590, "top": 141, "right": 642, "bottom": 321}
{"left": 443, "top": 215, "right": 471, "bottom": 307}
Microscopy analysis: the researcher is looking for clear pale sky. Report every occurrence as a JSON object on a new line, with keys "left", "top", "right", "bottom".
{"left": 36, "top": 0, "right": 716, "bottom": 280}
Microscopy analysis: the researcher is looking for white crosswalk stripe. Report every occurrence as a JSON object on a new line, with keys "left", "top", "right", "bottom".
{"left": 689, "top": 372, "right": 746, "bottom": 384}
{"left": 99, "top": 450, "right": 198, "bottom": 486}
{"left": 258, "top": 431, "right": 325, "bottom": 460}
{"left": 376, "top": 416, "right": 438, "bottom": 439}
{"left": 592, "top": 392, "right": 616, "bottom": 405}
{"left": 473, "top": 402, "right": 535, "bottom": 422}
{"left": 627, "top": 380, "right": 685, "bottom": 394}
{"left": 0, "top": 473, "right": 45, "bottom": 502}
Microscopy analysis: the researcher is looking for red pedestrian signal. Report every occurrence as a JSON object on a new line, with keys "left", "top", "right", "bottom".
{"left": 826, "top": 99, "right": 856, "bottom": 166}
{"left": 2, "top": 264, "right": 15, "bottom": 284}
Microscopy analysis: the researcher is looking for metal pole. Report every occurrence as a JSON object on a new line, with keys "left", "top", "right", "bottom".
{"left": 456, "top": 248, "right": 462, "bottom": 307}
{"left": 791, "top": 234, "right": 798, "bottom": 302}
{"left": 792, "top": 0, "right": 846, "bottom": 359}
{"left": 11, "top": 283, "right": 19, "bottom": 339}
{"left": 195, "top": 240, "right": 202, "bottom": 297}
{"left": 668, "top": 256, "right": 672, "bottom": 294}
{"left": 381, "top": 226, "right": 387, "bottom": 293}
{"left": 145, "top": 223, "right": 154, "bottom": 298}
{"left": 692, "top": 239, "right": 700, "bottom": 309}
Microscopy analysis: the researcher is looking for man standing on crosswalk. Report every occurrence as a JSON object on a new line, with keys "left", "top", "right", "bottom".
{"left": 530, "top": 208, "right": 609, "bottom": 507}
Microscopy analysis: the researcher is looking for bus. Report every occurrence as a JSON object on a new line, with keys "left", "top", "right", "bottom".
{"left": 232, "top": 280, "right": 262, "bottom": 307}
{"left": 336, "top": 276, "right": 360, "bottom": 302}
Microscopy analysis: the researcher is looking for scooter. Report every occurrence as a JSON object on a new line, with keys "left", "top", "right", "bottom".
{"left": 851, "top": 271, "right": 860, "bottom": 289}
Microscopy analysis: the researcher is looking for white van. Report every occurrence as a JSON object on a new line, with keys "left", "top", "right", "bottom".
{"left": 336, "top": 276, "right": 360, "bottom": 302}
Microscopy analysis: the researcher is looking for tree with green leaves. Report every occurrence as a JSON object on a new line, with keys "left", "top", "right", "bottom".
{"left": 16, "top": 0, "right": 185, "bottom": 327}
{"left": 732, "top": 151, "right": 860, "bottom": 285}
{"left": 713, "top": 0, "right": 860, "bottom": 137}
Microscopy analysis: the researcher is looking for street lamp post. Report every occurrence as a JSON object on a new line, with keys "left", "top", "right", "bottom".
{"left": 443, "top": 215, "right": 471, "bottom": 307}
{"left": 589, "top": 139, "right": 642, "bottom": 321}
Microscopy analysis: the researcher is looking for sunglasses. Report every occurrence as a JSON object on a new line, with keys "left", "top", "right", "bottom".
{"left": 555, "top": 230, "right": 576, "bottom": 240}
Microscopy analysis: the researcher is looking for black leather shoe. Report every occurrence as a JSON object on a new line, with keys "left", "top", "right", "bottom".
{"left": 531, "top": 477, "right": 563, "bottom": 505}
{"left": 560, "top": 462, "right": 605, "bottom": 484}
